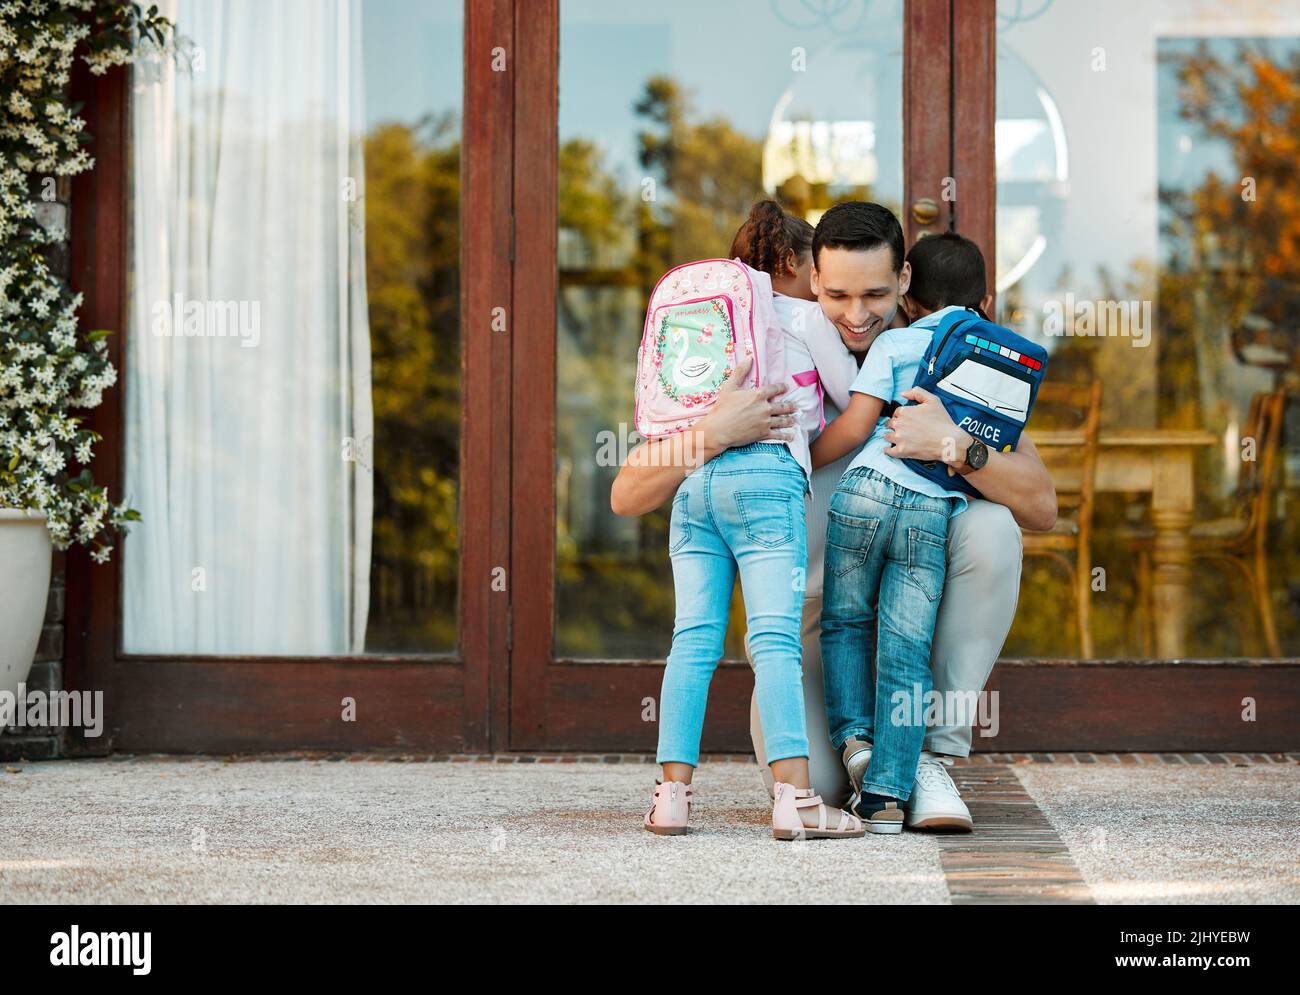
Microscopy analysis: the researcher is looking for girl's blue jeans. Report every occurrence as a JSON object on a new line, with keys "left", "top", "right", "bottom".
{"left": 657, "top": 443, "right": 810, "bottom": 767}
{"left": 821, "top": 466, "right": 954, "bottom": 800}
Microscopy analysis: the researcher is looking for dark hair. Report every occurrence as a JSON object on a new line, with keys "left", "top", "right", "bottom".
{"left": 905, "top": 231, "right": 987, "bottom": 311}
{"left": 729, "top": 200, "right": 814, "bottom": 277}
{"left": 811, "top": 201, "right": 905, "bottom": 272}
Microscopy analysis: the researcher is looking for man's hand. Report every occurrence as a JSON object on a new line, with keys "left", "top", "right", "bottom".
{"left": 610, "top": 354, "right": 798, "bottom": 517}
{"left": 881, "top": 386, "right": 972, "bottom": 465}
{"left": 881, "top": 385, "right": 1058, "bottom": 530}
{"left": 706, "top": 353, "right": 798, "bottom": 448}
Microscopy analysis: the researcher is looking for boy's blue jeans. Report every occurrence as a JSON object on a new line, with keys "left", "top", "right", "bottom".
{"left": 657, "top": 443, "right": 810, "bottom": 767}
{"left": 821, "top": 466, "right": 954, "bottom": 800}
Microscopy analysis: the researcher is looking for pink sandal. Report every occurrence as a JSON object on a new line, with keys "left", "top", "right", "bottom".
{"left": 644, "top": 779, "right": 694, "bottom": 835}
{"left": 772, "top": 782, "right": 865, "bottom": 840}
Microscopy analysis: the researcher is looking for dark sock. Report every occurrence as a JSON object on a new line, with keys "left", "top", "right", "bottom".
{"left": 858, "top": 790, "right": 901, "bottom": 806}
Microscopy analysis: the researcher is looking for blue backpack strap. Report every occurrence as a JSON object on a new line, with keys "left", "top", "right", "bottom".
{"left": 874, "top": 308, "right": 986, "bottom": 422}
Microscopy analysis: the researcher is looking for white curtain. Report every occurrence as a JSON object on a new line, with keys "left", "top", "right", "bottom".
{"left": 123, "top": 0, "right": 373, "bottom": 655}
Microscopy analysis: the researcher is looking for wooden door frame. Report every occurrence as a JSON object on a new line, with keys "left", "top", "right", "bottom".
{"left": 950, "top": 0, "right": 996, "bottom": 277}
{"left": 61, "top": 0, "right": 1298, "bottom": 757}
{"left": 508, "top": 0, "right": 962, "bottom": 752}
{"left": 904, "top": 0, "right": 994, "bottom": 267}
{"left": 507, "top": 0, "right": 1298, "bottom": 754}
{"left": 63, "top": 0, "right": 511, "bottom": 755}
{"left": 903, "top": 0, "right": 952, "bottom": 247}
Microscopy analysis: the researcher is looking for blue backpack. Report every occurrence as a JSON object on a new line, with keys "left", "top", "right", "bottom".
{"left": 891, "top": 307, "right": 1048, "bottom": 498}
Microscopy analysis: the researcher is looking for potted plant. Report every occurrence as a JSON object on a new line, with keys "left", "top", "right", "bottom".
{"left": 1, "top": 2, "right": 168, "bottom": 704}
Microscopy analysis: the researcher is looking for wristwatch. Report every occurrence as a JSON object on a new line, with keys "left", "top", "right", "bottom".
{"left": 962, "top": 438, "right": 989, "bottom": 472}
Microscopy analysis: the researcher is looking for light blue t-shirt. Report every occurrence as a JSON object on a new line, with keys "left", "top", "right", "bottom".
{"left": 844, "top": 305, "right": 970, "bottom": 517}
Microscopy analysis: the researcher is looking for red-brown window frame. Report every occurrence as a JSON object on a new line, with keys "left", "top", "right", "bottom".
{"left": 505, "top": 0, "right": 1297, "bottom": 755}
{"left": 62, "top": 0, "right": 516, "bottom": 755}
{"left": 62, "top": 0, "right": 1297, "bottom": 757}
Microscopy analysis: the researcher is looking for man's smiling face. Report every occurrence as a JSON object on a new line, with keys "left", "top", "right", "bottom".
{"left": 810, "top": 245, "right": 911, "bottom": 355}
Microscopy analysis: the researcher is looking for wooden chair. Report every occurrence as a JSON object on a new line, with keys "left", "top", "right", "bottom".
{"left": 1129, "top": 388, "right": 1286, "bottom": 657}
{"left": 1021, "top": 380, "right": 1103, "bottom": 658}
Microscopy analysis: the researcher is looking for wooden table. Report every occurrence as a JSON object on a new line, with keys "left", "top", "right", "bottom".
{"left": 1033, "top": 429, "right": 1219, "bottom": 659}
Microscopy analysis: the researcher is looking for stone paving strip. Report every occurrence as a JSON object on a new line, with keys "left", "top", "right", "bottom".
{"left": 938, "top": 766, "right": 1094, "bottom": 904}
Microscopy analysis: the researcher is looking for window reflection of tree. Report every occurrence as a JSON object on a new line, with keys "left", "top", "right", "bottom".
{"left": 1156, "top": 39, "right": 1299, "bottom": 656}
{"left": 363, "top": 115, "right": 461, "bottom": 652}
{"left": 1010, "top": 39, "right": 1300, "bottom": 659}
{"left": 558, "top": 76, "right": 893, "bottom": 657}
{"left": 998, "top": 36, "right": 1300, "bottom": 660}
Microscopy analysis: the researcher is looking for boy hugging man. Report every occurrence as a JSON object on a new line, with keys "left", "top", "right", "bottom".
{"left": 808, "top": 229, "right": 990, "bottom": 834}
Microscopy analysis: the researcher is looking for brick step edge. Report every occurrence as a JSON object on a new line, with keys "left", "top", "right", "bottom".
{"left": 8, "top": 750, "right": 1294, "bottom": 766}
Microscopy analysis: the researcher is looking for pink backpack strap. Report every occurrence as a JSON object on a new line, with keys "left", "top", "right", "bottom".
{"left": 791, "top": 368, "right": 825, "bottom": 432}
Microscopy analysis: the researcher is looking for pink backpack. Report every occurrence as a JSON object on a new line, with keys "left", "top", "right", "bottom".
{"left": 634, "top": 258, "right": 787, "bottom": 438}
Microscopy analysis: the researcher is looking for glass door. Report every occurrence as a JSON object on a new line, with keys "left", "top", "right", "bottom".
{"left": 65, "top": 0, "right": 478, "bottom": 754}
{"left": 993, "top": 0, "right": 1300, "bottom": 661}
{"left": 512, "top": 0, "right": 975, "bottom": 750}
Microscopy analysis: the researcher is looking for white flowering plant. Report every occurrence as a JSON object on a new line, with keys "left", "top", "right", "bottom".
{"left": 1, "top": 1, "right": 169, "bottom": 562}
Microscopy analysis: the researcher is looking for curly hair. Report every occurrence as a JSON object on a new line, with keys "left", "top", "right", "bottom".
{"left": 728, "top": 200, "right": 814, "bottom": 278}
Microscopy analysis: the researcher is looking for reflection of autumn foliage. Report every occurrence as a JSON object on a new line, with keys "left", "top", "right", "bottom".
{"left": 558, "top": 77, "right": 773, "bottom": 658}
{"left": 363, "top": 118, "right": 460, "bottom": 652}
{"left": 1159, "top": 41, "right": 1300, "bottom": 428}
{"left": 635, "top": 76, "right": 765, "bottom": 271}
{"left": 1008, "top": 41, "right": 1300, "bottom": 659}
{"left": 558, "top": 77, "right": 918, "bottom": 657}
{"left": 1157, "top": 42, "right": 1298, "bottom": 656}
{"left": 559, "top": 138, "right": 628, "bottom": 266}
{"left": 1167, "top": 43, "right": 1300, "bottom": 278}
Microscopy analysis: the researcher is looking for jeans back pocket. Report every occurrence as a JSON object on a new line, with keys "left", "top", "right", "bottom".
{"left": 826, "top": 508, "right": 879, "bottom": 577}
{"left": 733, "top": 490, "right": 795, "bottom": 548}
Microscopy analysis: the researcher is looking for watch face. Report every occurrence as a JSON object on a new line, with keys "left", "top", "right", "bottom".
{"left": 967, "top": 440, "right": 989, "bottom": 469}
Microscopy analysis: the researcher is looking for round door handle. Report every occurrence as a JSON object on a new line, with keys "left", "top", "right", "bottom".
{"left": 911, "top": 197, "right": 940, "bottom": 226}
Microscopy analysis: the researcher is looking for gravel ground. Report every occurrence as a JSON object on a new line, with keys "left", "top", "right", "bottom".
{"left": 0, "top": 756, "right": 1294, "bottom": 904}
{"left": 1013, "top": 763, "right": 1300, "bottom": 904}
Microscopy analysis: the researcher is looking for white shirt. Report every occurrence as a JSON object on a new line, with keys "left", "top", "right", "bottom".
{"left": 775, "top": 296, "right": 861, "bottom": 406}
{"left": 771, "top": 295, "right": 861, "bottom": 600}
{"left": 769, "top": 293, "right": 845, "bottom": 500}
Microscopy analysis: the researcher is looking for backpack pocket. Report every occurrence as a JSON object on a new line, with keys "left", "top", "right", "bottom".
{"left": 933, "top": 351, "right": 1035, "bottom": 452}
{"left": 650, "top": 296, "right": 736, "bottom": 407}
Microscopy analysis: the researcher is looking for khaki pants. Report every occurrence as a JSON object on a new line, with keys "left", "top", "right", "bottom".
{"left": 747, "top": 499, "right": 1023, "bottom": 808}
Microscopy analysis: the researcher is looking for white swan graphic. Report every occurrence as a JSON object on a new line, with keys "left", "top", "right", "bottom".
{"left": 670, "top": 325, "right": 718, "bottom": 388}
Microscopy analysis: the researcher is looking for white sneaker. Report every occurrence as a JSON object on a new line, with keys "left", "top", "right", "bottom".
{"left": 904, "top": 751, "right": 973, "bottom": 831}
{"left": 841, "top": 737, "right": 872, "bottom": 794}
